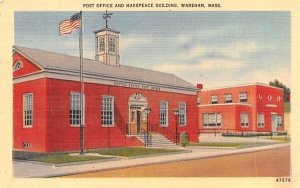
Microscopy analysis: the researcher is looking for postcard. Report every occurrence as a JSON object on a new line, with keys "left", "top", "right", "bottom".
{"left": 0, "top": 0, "right": 299, "bottom": 187}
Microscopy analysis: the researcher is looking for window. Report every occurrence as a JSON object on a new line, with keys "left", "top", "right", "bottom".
{"left": 159, "top": 101, "right": 168, "bottom": 126}
{"left": 258, "top": 94, "right": 263, "bottom": 99}
{"left": 109, "top": 37, "right": 115, "bottom": 52}
{"left": 268, "top": 95, "right": 272, "bottom": 101}
{"left": 216, "top": 113, "right": 222, "bottom": 126}
{"left": 131, "top": 111, "right": 135, "bottom": 122}
{"left": 13, "top": 61, "right": 23, "bottom": 72}
{"left": 240, "top": 92, "right": 247, "bottom": 102}
{"left": 277, "top": 96, "right": 281, "bottom": 101}
{"left": 102, "top": 96, "right": 114, "bottom": 126}
{"left": 211, "top": 95, "right": 218, "bottom": 104}
{"left": 23, "top": 93, "right": 33, "bottom": 127}
{"left": 203, "top": 113, "right": 209, "bottom": 126}
{"left": 240, "top": 112, "right": 249, "bottom": 127}
{"left": 225, "top": 93, "right": 232, "bottom": 103}
{"left": 257, "top": 113, "right": 265, "bottom": 128}
{"left": 99, "top": 37, "right": 105, "bottom": 51}
{"left": 179, "top": 102, "right": 186, "bottom": 126}
{"left": 70, "top": 92, "right": 85, "bottom": 126}
{"left": 23, "top": 142, "right": 31, "bottom": 148}
{"left": 197, "top": 96, "right": 200, "bottom": 106}
{"left": 277, "top": 115, "right": 283, "bottom": 127}
{"left": 203, "top": 113, "right": 222, "bottom": 127}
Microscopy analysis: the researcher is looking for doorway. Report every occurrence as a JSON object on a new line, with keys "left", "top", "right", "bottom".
{"left": 272, "top": 114, "right": 283, "bottom": 133}
{"left": 128, "top": 93, "right": 148, "bottom": 135}
{"left": 129, "top": 106, "right": 147, "bottom": 134}
{"left": 137, "top": 111, "right": 142, "bottom": 133}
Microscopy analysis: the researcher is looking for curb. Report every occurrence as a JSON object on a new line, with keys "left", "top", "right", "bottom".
{"left": 14, "top": 157, "right": 119, "bottom": 167}
{"left": 16, "top": 143, "right": 290, "bottom": 178}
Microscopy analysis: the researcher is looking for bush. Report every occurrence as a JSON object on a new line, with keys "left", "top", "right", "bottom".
{"left": 180, "top": 132, "right": 189, "bottom": 147}
{"left": 221, "top": 131, "right": 287, "bottom": 137}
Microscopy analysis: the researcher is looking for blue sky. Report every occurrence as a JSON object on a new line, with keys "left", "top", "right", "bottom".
{"left": 15, "top": 11, "right": 290, "bottom": 88}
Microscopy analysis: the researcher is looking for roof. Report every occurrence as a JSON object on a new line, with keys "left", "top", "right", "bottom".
{"left": 13, "top": 46, "right": 197, "bottom": 91}
{"left": 201, "top": 82, "right": 283, "bottom": 92}
{"left": 93, "top": 27, "right": 120, "bottom": 34}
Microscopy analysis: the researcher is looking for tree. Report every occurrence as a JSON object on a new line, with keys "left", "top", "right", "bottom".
{"left": 269, "top": 79, "right": 290, "bottom": 102}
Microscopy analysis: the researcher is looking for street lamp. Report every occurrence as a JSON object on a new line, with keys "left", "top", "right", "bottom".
{"left": 144, "top": 107, "right": 151, "bottom": 146}
{"left": 173, "top": 108, "right": 179, "bottom": 144}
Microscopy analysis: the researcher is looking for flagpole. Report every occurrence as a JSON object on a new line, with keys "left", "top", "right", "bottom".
{"left": 79, "top": 11, "right": 85, "bottom": 155}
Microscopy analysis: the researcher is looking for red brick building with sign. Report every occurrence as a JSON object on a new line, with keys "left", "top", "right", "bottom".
{"left": 13, "top": 27, "right": 199, "bottom": 153}
{"left": 197, "top": 83, "right": 285, "bottom": 134}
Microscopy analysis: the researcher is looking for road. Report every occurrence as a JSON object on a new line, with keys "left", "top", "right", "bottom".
{"left": 63, "top": 146, "right": 290, "bottom": 177}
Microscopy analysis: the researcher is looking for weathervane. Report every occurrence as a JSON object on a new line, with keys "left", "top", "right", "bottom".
{"left": 103, "top": 10, "right": 113, "bottom": 28}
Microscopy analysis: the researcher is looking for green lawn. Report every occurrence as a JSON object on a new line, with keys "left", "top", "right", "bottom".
{"left": 94, "top": 147, "right": 180, "bottom": 157}
{"left": 14, "top": 147, "right": 182, "bottom": 164}
{"left": 188, "top": 142, "right": 272, "bottom": 148}
{"left": 30, "top": 154, "right": 107, "bottom": 164}
{"left": 263, "top": 136, "right": 290, "bottom": 142}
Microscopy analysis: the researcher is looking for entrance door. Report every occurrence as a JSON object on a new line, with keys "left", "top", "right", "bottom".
{"left": 137, "top": 111, "right": 142, "bottom": 134}
{"left": 128, "top": 93, "right": 148, "bottom": 135}
{"left": 271, "top": 114, "right": 278, "bottom": 133}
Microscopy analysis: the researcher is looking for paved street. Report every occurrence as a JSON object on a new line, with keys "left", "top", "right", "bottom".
{"left": 63, "top": 146, "right": 290, "bottom": 177}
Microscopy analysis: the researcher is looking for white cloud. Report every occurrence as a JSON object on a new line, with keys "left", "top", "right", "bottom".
{"left": 175, "top": 33, "right": 191, "bottom": 46}
{"left": 153, "top": 59, "right": 245, "bottom": 75}
{"left": 250, "top": 68, "right": 291, "bottom": 87}
{"left": 120, "top": 35, "right": 153, "bottom": 49}
{"left": 219, "top": 42, "right": 257, "bottom": 58}
{"left": 197, "top": 59, "right": 245, "bottom": 71}
{"left": 176, "top": 46, "right": 208, "bottom": 61}
{"left": 200, "top": 65, "right": 291, "bottom": 89}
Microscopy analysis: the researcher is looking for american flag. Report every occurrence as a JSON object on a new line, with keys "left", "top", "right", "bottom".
{"left": 59, "top": 13, "right": 81, "bottom": 35}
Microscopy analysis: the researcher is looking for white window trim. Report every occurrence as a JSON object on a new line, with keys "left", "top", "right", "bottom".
{"left": 159, "top": 100, "right": 169, "bottom": 127}
{"left": 99, "top": 36, "right": 105, "bottom": 52}
{"left": 179, "top": 102, "right": 187, "bottom": 126}
{"left": 240, "top": 112, "right": 249, "bottom": 127}
{"left": 70, "top": 92, "right": 85, "bottom": 127}
{"left": 101, "top": 95, "right": 115, "bottom": 127}
{"left": 203, "top": 113, "right": 222, "bottom": 127}
{"left": 277, "top": 115, "right": 283, "bottom": 127}
{"left": 109, "top": 36, "right": 115, "bottom": 52}
{"left": 13, "top": 61, "right": 24, "bottom": 72}
{"left": 23, "top": 93, "right": 33, "bottom": 128}
{"left": 240, "top": 92, "right": 248, "bottom": 102}
{"left": 257, "top": 113, "right": 265, "bottom": 128}
{"left": 277, "top": 96, "right": 281, "bottom": 101}
{"left": 225, "top": 93, "right": 232, "bottom": 103}
{"left": 211, "top": 95, "right": 218, "bottom": 104}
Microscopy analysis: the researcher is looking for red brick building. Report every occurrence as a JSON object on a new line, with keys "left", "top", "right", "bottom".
{"left": 13, "top": 27, "right": 199, "bottom": 153}
{"left": 198, "top": 83, "right": 284, "bottom": 134}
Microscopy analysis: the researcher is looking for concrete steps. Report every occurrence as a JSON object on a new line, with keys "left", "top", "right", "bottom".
{"left": 136, "top": 133, "right": 181, "bottom": 149}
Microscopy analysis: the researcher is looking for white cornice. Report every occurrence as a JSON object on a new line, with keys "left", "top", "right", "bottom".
{"left": 198, "top": 103, "right": 252, "bottom": 107}
{"left": 13, "top": 69, "right": 198, "bottom": 95}
{"left": 202, "top": 82, "right": 283, "bottom": 92}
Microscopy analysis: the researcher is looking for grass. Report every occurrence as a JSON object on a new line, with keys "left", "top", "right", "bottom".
{"left": 94, "top": 147, "right": 180, "bottom": 157}
{"left": 263, "top": 136, "right": 290, "bottom": 142}
{"left": 30, "top": 154, "right": 107, "bottom": 164}
{"left": 13, "top": 147, "right": 182, "bottom": 164}
{"left": 188, "top": 142, "right": 272, "bottom": 148}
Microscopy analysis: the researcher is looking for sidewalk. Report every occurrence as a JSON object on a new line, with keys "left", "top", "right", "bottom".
{"left": 13, "top": 142, "right": 290, "bottom": 178}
